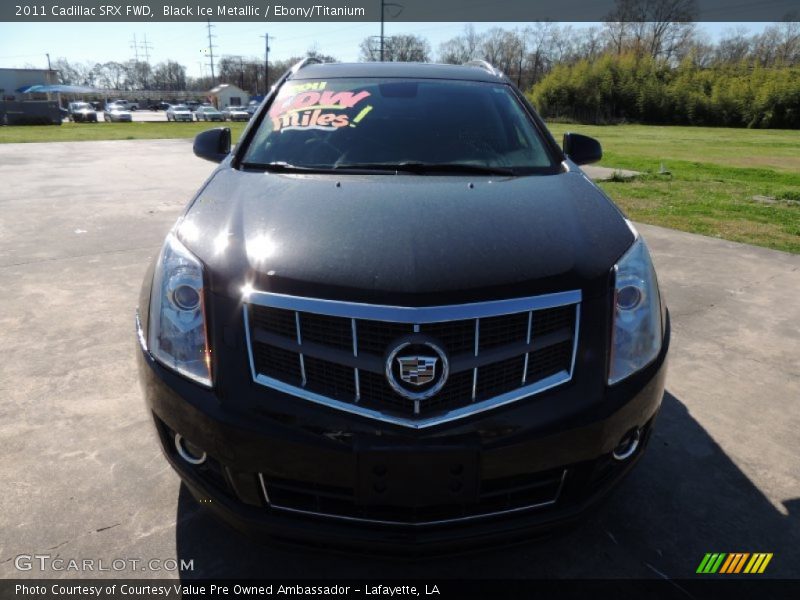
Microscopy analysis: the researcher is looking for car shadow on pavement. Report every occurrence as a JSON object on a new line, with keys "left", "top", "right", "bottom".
{"left": 174, "top": 391, "right": 798, "bottom": 579}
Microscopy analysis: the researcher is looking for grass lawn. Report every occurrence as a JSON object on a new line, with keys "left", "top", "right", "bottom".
{"left": 547, "top": 124, "right": 800, "bottom": 254}
{"left": 2, "top": 121, "right": 798, "bottom": 253}
{"left": 0, "top": 121, "right": 249, "bottom": 143}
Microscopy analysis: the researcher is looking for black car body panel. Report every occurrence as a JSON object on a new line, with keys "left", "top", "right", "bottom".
{"left": 136, "top": 315, "right": 668, "bottom": 551}
{"left": 179, "top": 169, "right": 633, "bottom": 305}
{"left": 137, "top": 61, "right": 669, "bottom": 550}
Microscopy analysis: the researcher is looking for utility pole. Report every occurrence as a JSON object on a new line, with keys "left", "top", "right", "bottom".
{"left": 379, "top": 1, "right": 403, "bottom": 61}
{"left": 260, "top": 33, "right": 271, "bottom": 91}
{"left": 130, "top": 34, "right": 140, "bottom": 62}
{"left": 131, "top": 33, "right": 153, "bottom": 89}
{"left": 141, "top": 34, "right": 153, "bottom": 64}
{"left": 206, "top": 20, "right": 217, "bottom": 86}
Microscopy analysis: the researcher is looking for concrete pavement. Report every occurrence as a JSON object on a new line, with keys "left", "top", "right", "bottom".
{"left": 0, "top": 139, "right": 797, "bottom": 580}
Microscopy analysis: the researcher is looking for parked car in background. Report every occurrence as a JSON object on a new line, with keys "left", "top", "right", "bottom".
{"left": 108, "top": 99, "right": 138, "bottom": 111}
{"left": 148, "top": 101, "right": 171, "bottom": 111}
{"left": 221, "top": 105, "right": 250, "bottom": 121}
{"left": 67, "top": 102, "right": 98, "bottom": 123}
{"left": 166, "top": 104, "right": 194, "bottom": 122}
{"left": 104, "top": 106, "right": 133, "bottom": 122}
{"left": 246, "top": 99, "right": 261, "bottom": 117}
{"left": 186, "top": 100, "right": 201, "bottom": 112}
{"left": 195, "top": 106, "right": 224, "bottom": 122}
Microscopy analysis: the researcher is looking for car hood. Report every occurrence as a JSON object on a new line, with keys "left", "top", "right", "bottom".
{"left": 178, "top": 168, "right": 634, "bottom": 304}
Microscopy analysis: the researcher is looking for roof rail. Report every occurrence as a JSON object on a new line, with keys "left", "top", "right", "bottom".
{"left": 267, "top": 57, "right": 325, "bottom": 96}
{"left": 463, "top": 60, "right": 503, "bottom": 78}
{"left": 289, "top": 56, "right": 325, "bottom": 76}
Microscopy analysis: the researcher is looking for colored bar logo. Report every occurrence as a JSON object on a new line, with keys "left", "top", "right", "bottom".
{"left": 696, "top": 553, "right": 773, "bottom": 574}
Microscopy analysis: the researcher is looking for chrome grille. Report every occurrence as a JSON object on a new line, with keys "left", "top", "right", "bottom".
{"left": 244, "top": 291, "right": 581, "bottom": 428}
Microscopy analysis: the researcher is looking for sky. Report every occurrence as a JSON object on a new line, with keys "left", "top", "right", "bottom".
{"left": 0, "top": 21, "right": 770, "bottom": 78}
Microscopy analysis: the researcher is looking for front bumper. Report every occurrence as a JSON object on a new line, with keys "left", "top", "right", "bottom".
{"left": 137, "top": 311, "right": 669, "bottom": 552}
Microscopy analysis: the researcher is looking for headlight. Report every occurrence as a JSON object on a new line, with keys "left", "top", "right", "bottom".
{"left": 148, "top": 232, "right": 212, "bottom": 387}
{"left": 608, "top": 234, "right": 662, "bottom": 385}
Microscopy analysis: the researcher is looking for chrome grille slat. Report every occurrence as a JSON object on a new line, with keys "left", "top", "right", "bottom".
{"left": 295, "top": 311, "right": 306, "bottom": 387}
{"left": 351, "top": 318, "right": 360, "bottom": 403}
{"left": 471, "top": 318, "right": 479, "bottom": 402}
{"left": 245, "top": 290, "right": 581, "bottom": 429}
{"left": 522, "top": 310, "right": 533, "bottom": 384}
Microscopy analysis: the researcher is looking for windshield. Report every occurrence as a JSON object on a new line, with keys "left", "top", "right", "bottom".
{"left": 73, "top": 103, "right": 91, "bottom": 109}
{"left": 172, "top": 105, "right": 189, "bottom": 111}
{"left": 241, "top": 78, "right": 556, "bottom": 174}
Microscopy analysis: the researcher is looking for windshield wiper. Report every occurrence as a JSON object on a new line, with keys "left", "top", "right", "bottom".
{"left": 240, "top": 161, "right": 334, "bottom": 173}
{"left": 332, "top": 162, "right": 517, "bottom": 176}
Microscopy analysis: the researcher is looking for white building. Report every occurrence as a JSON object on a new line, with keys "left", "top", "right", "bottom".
{"left": 207, "top": 83, "right": 249, "bottom": 108}
{"left": 0, "top": 68, "right": 59, "bottom": 101}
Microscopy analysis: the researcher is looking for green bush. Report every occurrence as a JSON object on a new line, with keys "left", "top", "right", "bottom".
{"left": 529, "top": 54, "right": 800, "bottom": 128}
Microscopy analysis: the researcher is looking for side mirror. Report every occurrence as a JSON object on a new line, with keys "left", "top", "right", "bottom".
{"left": 193, "top": 127, "right": 231, "bottom": 163}
{"left": 562, "top": 133, "right": 602, "bottom": 166}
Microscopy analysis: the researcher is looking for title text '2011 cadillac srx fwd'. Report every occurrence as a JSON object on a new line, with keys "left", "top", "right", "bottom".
{"left": 136, "top": 60, "right": 669, "bottom": 551}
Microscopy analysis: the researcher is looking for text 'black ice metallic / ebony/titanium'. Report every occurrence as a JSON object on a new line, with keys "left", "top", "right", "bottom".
{"left": 137, "top": 60, "right": 669, "bottom": 551}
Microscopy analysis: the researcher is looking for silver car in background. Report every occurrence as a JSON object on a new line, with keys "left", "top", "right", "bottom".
{"left": 221, "top": 105, "right": 250, "bottom": 121}
{"left": 195, "top": 106, "right": 224, "bottom": 122}
{"left": 104, "top": 106, "right": 132, "bottom": 122}
{"left": 166, "top": 104, "right": 194, "bottom": 122}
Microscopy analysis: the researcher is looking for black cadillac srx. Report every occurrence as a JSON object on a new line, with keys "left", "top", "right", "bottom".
{"left": 136, "top": 60, "right": 669, "bottom": 550}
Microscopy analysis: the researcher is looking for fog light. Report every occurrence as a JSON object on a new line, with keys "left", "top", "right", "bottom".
{"left": 174, "top": 433, "right": 207, "bottom": 465}
{"left": 612, "top": 428, "right": 641, "bottom": 461}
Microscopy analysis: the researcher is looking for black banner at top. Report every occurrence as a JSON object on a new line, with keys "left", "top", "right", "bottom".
{"left": 3, "top": 0, "right": 799, "bottom": 22}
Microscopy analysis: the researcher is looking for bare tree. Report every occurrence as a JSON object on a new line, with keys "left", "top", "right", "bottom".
{"left": 714, "top": 26, "right": 753, "bottom": 63}
{"left": 96, "top": 62, "right": 129, "bottom": 90}
{"left": 604, "top": 0, "right": 697, "bottom": 61}
{"left": 126, "top": 60, "right": 152, "bottom": 90}
{"left": 52, "top": 58, "right": 98, "bottom": 87}
{"left": 152, "top": 61, "right": 186, "bottom": 91}
{"left": 360, "top": 34, "right": 430, "bottom": 62}
{"left": 578, "top": 26, "right": 606, "bottom": 60}
{"left": 438, "top": 24, "right": 484, "bottom": 64}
